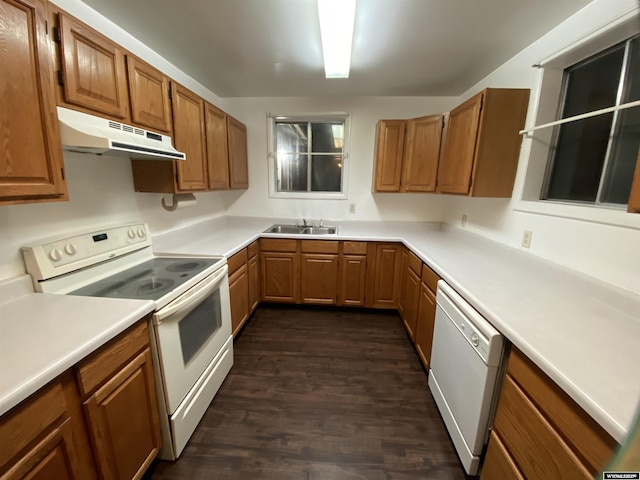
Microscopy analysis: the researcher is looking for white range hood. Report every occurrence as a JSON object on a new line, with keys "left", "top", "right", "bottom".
{"left": 57, "top": 107, "right": 186, "bottom": 161}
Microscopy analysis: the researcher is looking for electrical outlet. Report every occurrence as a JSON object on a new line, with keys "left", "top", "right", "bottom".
{"left": 522, "top": 230, "right": 533, "bottom": 248}
{"left": 349, "top": 203, "right": 356, "bottom": 214}
{"left": 461, "top": 214, "right": 467, "bottom": 227}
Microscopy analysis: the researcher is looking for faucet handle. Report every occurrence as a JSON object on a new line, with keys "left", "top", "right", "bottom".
{"left": 319, "top": 218, "right": 324, "bottom": 227}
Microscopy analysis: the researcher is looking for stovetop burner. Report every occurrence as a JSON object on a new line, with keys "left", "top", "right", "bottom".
{"left": 69, "top": 257, "right": 220, "bottom": 301}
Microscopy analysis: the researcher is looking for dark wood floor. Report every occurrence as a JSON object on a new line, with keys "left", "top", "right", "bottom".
{"left": 145, "top": 306, "right": 469, "bottom": 480}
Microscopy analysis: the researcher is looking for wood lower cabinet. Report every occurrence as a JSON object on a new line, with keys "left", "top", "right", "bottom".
{"left": 481, "top": 347, "right": 616, "bottom": 480}
{"left": 338, "top": 243, "right": 368, "bottom": 307}
{"left": 367, "top": 243, "right": 402, "bottom": 308}
{"left": 76, "top": 320, "right": 161, "bottom": 480}
{"left": 300, "top": 254, "right": 339, "bottom": 305}
{"left": 57, "top": 13, "right": 129, "bottom": 119}
{"left": 437, "top": 88, "right": 529, "bottom": 197}
{"left": 126, "top": 55, "right": 172, "bottom": 133}
{"left": 400, "top": 267, "right": 421, "bottom": 341}
{"left": 260, "top": 239, "right": 299, "bottom": 303}
{"left": 248, "top": 243, "right": 261, "bottom": 312}
{"left": 0, "top": 0, "right": 68, "bottom": 205}
{"left": 229, "top": 263, "right": 250, "bottom": 336}
{"left": 0, "top": 372, "right": 95, "bottom": 480}
{"left": 414, "top": 283, "right": 436, "bottom": 369}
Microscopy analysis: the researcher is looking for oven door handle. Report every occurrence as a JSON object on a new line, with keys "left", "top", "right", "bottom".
{"left": 154, "top": 264, "right": 228, "bottom": 324}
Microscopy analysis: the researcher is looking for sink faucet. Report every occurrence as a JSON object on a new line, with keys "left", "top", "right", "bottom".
{"left": 302, "top": 218, "right": 308, "bottom": 227}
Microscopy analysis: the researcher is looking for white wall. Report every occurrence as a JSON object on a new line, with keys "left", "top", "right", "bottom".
{"left": 442, "top": 0, "right": 640, "bottom": 295}
{"left": 223, "top": 96, "right": 456, "bottom": 222}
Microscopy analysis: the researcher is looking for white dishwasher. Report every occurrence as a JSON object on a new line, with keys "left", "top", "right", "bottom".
{"left": 428, "top": 280, "right": 505, "bottom": 476}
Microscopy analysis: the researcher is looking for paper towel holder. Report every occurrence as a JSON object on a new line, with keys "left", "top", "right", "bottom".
{"left": 161, "top": 193, "right": 197, "bottom": 212}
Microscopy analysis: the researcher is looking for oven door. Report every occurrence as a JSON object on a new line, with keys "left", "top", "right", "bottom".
{"left": 152, "top": 264, "right": 231, "bottom": 414}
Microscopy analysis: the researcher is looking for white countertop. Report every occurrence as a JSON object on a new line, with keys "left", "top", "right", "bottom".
{"left": 0, "top": 275, "right": 155, "bottom": 416}
{"left": 154, "top": 216, "right": 640, "bottom": 443}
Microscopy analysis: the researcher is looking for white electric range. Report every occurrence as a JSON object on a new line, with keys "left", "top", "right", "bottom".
{"left": 22, "top": 223, "right": 233, "bottom": 460}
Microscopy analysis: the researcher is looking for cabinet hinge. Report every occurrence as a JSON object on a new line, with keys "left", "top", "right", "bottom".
{"left": 45, "top": 20, "right": 48, "bottom": 35}
{"left": 57, "top": 70, "right": 65, "bottom": 86}
{"left": 61, "top": 168, "right": 65, "bottom": 180}
{"left": 469, "top": 177, "right": 473, "bottom": 188}
{"left": 52, "top": 26, "right": 61, "bottom": 43}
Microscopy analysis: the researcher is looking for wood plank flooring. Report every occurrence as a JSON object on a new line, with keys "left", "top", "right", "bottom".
{"left": 145, "top": 306, "right": 469, "bottom": 480}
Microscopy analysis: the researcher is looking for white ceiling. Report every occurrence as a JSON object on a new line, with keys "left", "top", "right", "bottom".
{"left": 81, "top": 0, "right": 592, "bottom": 98}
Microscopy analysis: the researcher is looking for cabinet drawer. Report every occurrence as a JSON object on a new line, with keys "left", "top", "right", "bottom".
{"left": 259, "top": 238, "right": 297, "bottom": 252}
{"left": 481, "top": 431, "right": 524, "bottom": 480}
{"left": 301, "top": 240, "right": 339, "bottom": 254}
{"left": 0, "top": 379, "right": 67, "bottom": 468}
{"left": 421, "top": 263, "right": 439, "bottom": 292}
{"left": 343, "top": 241, "right": 367, "bottom": 255}
{"left": 507, "top": 348, "right": 615, "bottom": 472}
{"left": 227, "top": 248, "right": 247, "bottom": 274}
{"left": 76, "top": 320, "right": 150, "bottom": 397}
{"left": 493, "top": 375, "right": 591, "bottom": 480}
{"left": 407, "top": 250, "right": 422, "bottom": 275}
{"left": 247, "top": 240, "right": 259, "bottom": 259}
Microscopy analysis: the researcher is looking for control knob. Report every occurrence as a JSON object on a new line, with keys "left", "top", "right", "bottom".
{"left": 128, "top": 228, "right": 136, "bottom": 239}
{"left": 137, "top": 227, "right": 146, "bottom": 238}
{"left": 49, "top": 248, "right": 62, "bottom": 261}
{"left": 470, "top": 332, "right": 479, "bottom": 347}
{"left": 64, "top": 243, "right": 77, "bottom": 255}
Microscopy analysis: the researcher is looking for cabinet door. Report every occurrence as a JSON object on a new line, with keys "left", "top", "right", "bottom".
{"left": 414, "top": 283, "right": 436, "bottom": 369}
{"left": 300, "top": 254, "right": 339, "bottom": 305}
{"left": 58, "top": 13, "right": 128, "bottom": 118}
{"left": 205, "top": 103, "right": 230, "bottom": 189}
{"left": 338, "top": 254, "right": 367, "bottom": 306}
{"left": 171, "top": 83, "right": 208, "bottom": 191}
{"left": 227, "top": 115, "right": 248, "bottom": 189}
{"left": 0, "top": 374, "right": 95, "bottom": 480}
{"left": 229, "top": 263, "right": 249, "bottom": 336}
{"left": 400, "top": 268, "right": 420, "bottom": 341}
{"left": 261, "top": 252, "right": 298, "bottom": 303}
{"left": 83, "top": 348, "right": 161, "bottom": 480}
{"left": 373, "top": 120, "right": 405, "bottom": 192}
{"left": 126, "top": 56, "right": 171, "bottom": 133}
{"left": 481, "top": 431, "right": 525, "bottom": 480}
{"left": 0, "top": 0, "right": 67, "bottom": 203}
{"left": 370, "top": 244, "right": 402, "bottom": 308}
{"left": 400, "top": 115, "right": 443, "bottom": 192}
{"left": 248, "top": 253, "right": 260, "bottom": 313}
{"left": 437, "top": 92, "right": 483, "bottom": 194}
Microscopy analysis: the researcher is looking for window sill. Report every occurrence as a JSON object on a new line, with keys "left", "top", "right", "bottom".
{"left": 514, "top": 199, "right": 640, "bottom": 230}
{"left": 269, "top": 191, "right": 347, "bottom": 200}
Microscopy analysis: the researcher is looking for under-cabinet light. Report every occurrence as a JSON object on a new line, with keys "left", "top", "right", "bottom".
{"left": 317, "top": 0, "right": 356, "bottom": 78}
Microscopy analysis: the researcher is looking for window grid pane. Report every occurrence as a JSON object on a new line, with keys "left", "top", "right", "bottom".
{"left": 274, "top": 118, "right": 345, "bottom": 193}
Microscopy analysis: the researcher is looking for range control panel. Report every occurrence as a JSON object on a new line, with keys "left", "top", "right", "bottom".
{"left": 22, "top": 223, "right": 152, "bottom": 281}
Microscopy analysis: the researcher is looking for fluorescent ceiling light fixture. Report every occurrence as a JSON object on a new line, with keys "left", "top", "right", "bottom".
{"left": 317, "top": 0, "right": 356, "bottom": 78}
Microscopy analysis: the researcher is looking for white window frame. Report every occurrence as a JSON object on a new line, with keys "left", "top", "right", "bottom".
{"left": 267, "top": 112, "right": 351, "bottom": 200}
{"left": 515, "top": 7, "right": 640, "bottom": 229}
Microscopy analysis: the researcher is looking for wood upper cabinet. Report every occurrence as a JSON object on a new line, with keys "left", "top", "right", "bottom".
{"left": 205, "top": 103, "right": 230, "bottom": 189}
{"left": 482, "top": 347, "right": 617, "bottom": 480}
{"left": 437, "top": 88, "right": 529, "bottom": 197}
{"left": 227, "top": 115, "right": 249, "bottom": 189}
{"left": 76, "top": 320, "right": 161, "bottom": 480}
{"left": 57, "top": 13, "right": 129, "bottom": 119}
{"left": 171, "top": 82, "right": 208, "bottom": 191}
{"left": 367, "top": 243, "right": 402, "bottom": 308}
{"left": 628, "top": 148, "right": 640, "bottom": 213}
{"left": 0, "top": 372, "right": 96, "bottom": 480}
{"left": 126, "top": 56, "right": 172, "bottom": 133}
{"left": 400, "top": 114, "right": 444, "bottom": 192}
{"left": 373, "top": 120, "right": 406, "bottom": 191}
{"left": 0, "top": 0, "right": 68, "bottom": 204}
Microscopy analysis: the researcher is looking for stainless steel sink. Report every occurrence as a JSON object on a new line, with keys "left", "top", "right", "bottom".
{"left": 263, "top": 224, "right": 337, "bottom": 235}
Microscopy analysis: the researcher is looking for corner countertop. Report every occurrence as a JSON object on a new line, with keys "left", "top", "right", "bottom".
{"left": 153, "top": 216, "right": 640, "bottom": 443}
{"left": 0, "top": 275, "right": 155, "bottom": 417}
